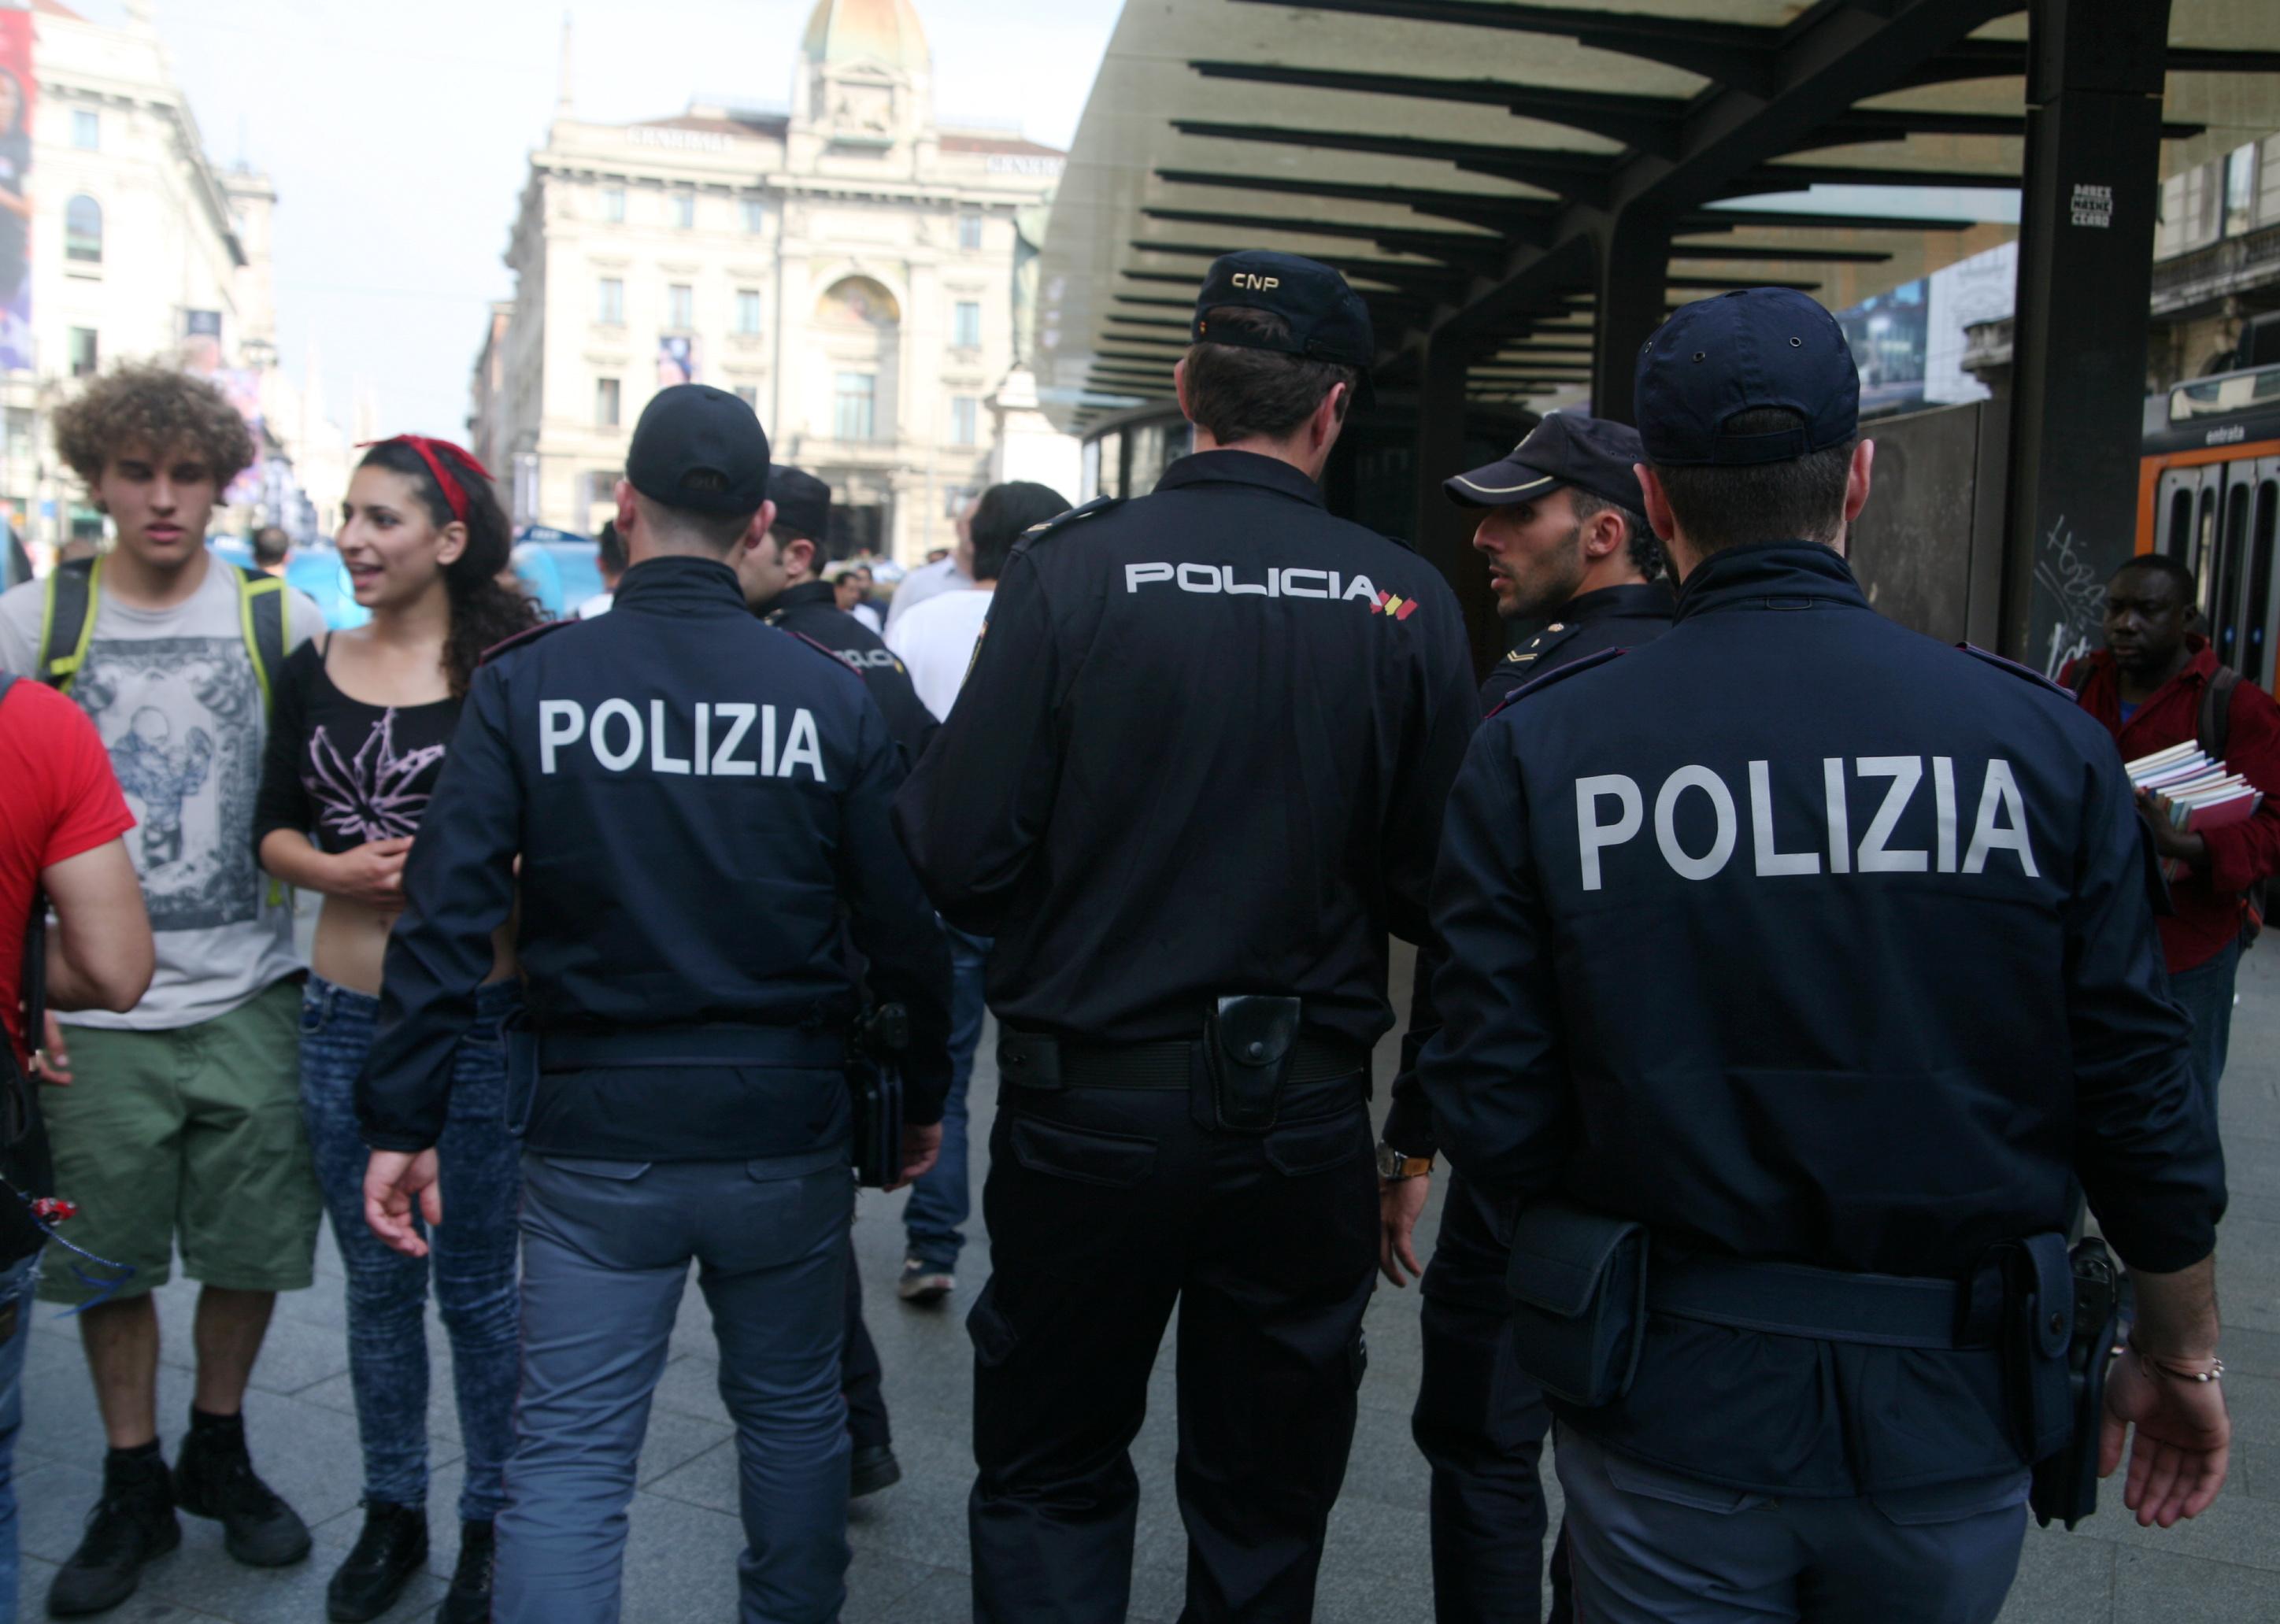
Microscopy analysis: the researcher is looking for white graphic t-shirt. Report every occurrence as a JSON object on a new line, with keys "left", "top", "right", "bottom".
{"left": 0, "top": 557, "right": 325, "bottom": 1029}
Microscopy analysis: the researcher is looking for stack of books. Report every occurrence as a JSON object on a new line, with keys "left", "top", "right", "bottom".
{"left": 2126, "top": 744, "right": 2263, "bottom": 877}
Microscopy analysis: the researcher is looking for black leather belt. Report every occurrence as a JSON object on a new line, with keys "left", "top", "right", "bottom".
{"left": 998, "top": 1027, "right": 1368, "bottom": 1092}
{"left": 1649, "top": 1255, "right": 1988, "bottom": 1351}
{"left": 539, "top": 1023, "right": 846, "bottom": 1071}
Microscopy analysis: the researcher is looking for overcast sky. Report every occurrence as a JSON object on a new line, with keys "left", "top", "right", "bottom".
{"left": 74, "top": 0, "right": 1121, "bottom": 443}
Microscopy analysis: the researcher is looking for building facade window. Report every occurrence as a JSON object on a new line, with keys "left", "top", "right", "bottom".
{"left": 958, "top": 213, "right": 983, "bottom": 250}
{"left": 735, "top": 288, "right": 761, "bottom": 335}
{"left": 68, "top": 327, "right": 97, "bottom": 378}
{"left": 597, "top": 276, "right": 624, "bottom": 325}
{"left": 2223, "top": 142, "right": 2259, "bottom": 242}
{"left": 743, "top": 198, "right": 766, "bottom": 234}
{"left": 673, "top": 191, "right": 695, "bottom": 229}
{"left": 668, "top": 283, "right": 694, "bottom": 331}
{"left": 953, "top": 300, "right": 981, "bottom": 348}
{"left": 835, "top": 372, "right": 875, "bottom": 442}
{"left": 951, "top": 394, "right": 979, "bottom": 446}
{"left": 602, "top": 187, "right": 626, "bottom": 223}
{"left": 595, "top": 376, "right": 621, "bottom": 428}
{"left": 71, "top": 110, "right": 98, "bottom": 150}
{"left": 65, "top": 195, "right": 101, "bottom": 264}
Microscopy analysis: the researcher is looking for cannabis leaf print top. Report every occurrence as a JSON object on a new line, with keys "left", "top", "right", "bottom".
{"left": 253, "top": 641, "right": 462, "bottom": 859}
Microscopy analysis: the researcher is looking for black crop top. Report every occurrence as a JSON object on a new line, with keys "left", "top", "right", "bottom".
{"left": 253, "top": 641, "right": 462, "bottom": 857}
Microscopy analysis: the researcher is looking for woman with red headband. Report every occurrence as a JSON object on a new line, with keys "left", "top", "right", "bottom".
{"left": 253, "top": 436, "right": 535, "bottom": 1624}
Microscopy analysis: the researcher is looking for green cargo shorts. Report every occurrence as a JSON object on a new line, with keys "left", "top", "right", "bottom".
{"left": 35, "top": 978, "right": 320, "bottom": 1307}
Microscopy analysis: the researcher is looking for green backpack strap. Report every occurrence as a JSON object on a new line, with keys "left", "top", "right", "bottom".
{"left": 35, "top": 557, "right": 99, "bottom": 692}
{"left": 232, "top": 564, "right": 287, "bottom": 715}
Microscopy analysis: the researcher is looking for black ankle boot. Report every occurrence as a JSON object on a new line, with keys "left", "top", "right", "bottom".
{"left": 172, "top": 1409, "right": 313, "bottom": 1568}
{"left": 46, "top": 1446, "right": 180, "bottom": 1617}
{"left": 326, "top": 1500, "right": 429, "bottom": 1623}
{"left": 436, "top": 1519, "right": 494, "bottom": 1624}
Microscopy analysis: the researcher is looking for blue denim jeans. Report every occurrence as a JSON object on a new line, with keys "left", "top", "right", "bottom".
{"left": 904, "top": 927, "right": 988, "bottom": 1269}
{"left": 0, "top": 1250, "right": 37, "bottom": 1624}
{"left": 2171, "top": 937, "right": 2242, "bottom": 1126}
{"left": 301, "top": 975, "right": 524, "bottom": 1522}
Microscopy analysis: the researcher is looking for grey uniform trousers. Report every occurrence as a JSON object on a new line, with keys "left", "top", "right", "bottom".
{"left": 496, "top": 1149, "right": 854, "bottom": 1624}
{"left": 1554, "top": 1425, "right": 2030, "bottom": 1624}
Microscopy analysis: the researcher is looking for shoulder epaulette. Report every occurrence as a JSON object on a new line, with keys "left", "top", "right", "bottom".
{"left": 476, "top": 619, "right": 575, "bottom": 668}
{"left": 1379, "top": 533, "right": 1418, "bottom": 554}
{"left": 1956, "top": 642, "right": 2068, "bottom": 697}
{"left": 1485, "top": 645, "right": 1625, "bottom": 720}
{"left": 1499, "top": 618, "right": 1585, "bottom": 675}
{"left": 1012, "top": 495, "right": 1123, "bottom": 556}
{"left": 783, "top": 627, "right": 867, "bottom": 679}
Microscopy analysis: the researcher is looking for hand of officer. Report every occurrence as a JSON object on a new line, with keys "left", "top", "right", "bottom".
{"left": 2100, "top": 1349, "right": 2230, "bottom": 1527}
{"left": 1378, "top": 1174, "right": 1431, "bottom": 1287}
{"left": 364, "top": 1148, "right": 443, "bottom": 1259}
{"left": 32, "top": 1010, "right": 72, "bottom": 1086}
{"left": 330, "top": 837, "right": 415, "bottom": 908}
{"left": 886, "top": 1123, "right": 943, "bottom": 1192}
{"left": 2134, "top": 790, "right": 2208, "bottom": 867}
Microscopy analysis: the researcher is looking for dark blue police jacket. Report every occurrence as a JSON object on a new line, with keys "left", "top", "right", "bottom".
{"left": 758, "top": 578, "right": 938, "bottom": 767}
{"left": 358, "top": 554, "right": 953, "bottom": 1163}
{"left": 1419, "top": 541, "right": 2225, "bottom": 1496}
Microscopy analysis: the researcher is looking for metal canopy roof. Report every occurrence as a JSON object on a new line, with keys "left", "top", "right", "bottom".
{"left": 1035, "top": 0, "right": 2280, "bottom": 433}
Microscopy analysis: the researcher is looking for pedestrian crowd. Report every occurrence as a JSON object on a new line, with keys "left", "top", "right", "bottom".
{"left": 0, "top": 250, "right": 2253, "bottom": 1624}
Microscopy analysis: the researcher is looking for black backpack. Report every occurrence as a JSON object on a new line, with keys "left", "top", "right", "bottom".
{"left": 2067, "top": 660, "right": 2264, "bottom": 947}
{"left": 0, "top": 671, "right": 54, "bottom": 1266}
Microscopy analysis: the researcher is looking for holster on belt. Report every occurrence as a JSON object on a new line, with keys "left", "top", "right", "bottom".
{"left": 1971, "top": 1231, "right": 2077, "bottom": 1469}
{"left": 848, "top": 1004, "right": 909, "bottom": 1189}
{"left": 1203, "top": 994, "right": 1301, "bottom": 1132}
{"left": 2028, "top": 1237, "right": 2124, "bottom": 1530}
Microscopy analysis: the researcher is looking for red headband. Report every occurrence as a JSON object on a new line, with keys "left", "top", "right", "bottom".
{"left": 359, "top": 435, "right": 493, "bottom": 526}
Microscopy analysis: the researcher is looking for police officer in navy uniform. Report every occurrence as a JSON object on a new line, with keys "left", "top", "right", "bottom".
{"left": 1376, "top": 413, "right": 1668, "bottom": 1624}
{"left": 896, "top": 250, "right": 1478, "bottom": 1622}
{"left": 357, "top": 384, "right": 953, "bottom": 1624}
{"left": 742, "top": 464, "right": 938, "bottom": 764}
{"left": 1420, "top": 288, "right": 2230, "bottom": 1622}
{"left": 737, "top": 461, "right": 934, "bottom": 1500}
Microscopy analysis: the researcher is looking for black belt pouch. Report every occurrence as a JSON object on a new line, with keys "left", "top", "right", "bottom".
{"left": 1204, "top": 995, "right": 1301, "bottom": 1131}
{"left": 1504, "top": 1200, "right": 1650, "bottom": 1407}
{"left": 848, "top": 1059, "right": 904, "bottom": 1189}
{"left": 2030, "top": 1237, "right": 2122, "bottom": 1530}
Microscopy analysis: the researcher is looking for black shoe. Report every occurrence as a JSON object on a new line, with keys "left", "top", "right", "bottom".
{"left": 172, "top": 1418, "right": 313, "bottom": 1568}
{"left": 849, "top": 1443, "right": 902, "bottom": 1499}
{"left": 435, "top": 1519, "right": 494, "bottom": 1624}
{"left": 46, "top": 1449, "right": 180, "bottom": 1618}
{"left": 325, "top": 1500, "right": 428, "bottom": 1623}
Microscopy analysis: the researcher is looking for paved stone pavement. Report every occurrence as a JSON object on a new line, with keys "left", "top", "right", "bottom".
{"left": 14, "top": 938, "right": 2280, "bottom": 1621}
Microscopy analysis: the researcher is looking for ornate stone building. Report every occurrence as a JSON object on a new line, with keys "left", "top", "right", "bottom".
{"left": 474, "top": 0, "right": 1075, "bottom": 559}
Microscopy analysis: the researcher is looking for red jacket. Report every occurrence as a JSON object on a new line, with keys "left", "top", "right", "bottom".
{"left": 2062, "top": 636, "right": 2280, "bottom": 971}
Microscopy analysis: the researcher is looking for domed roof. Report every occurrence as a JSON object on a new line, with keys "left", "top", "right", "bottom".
{"left": 800, "top": 0, "right": 931, "bottom": 76}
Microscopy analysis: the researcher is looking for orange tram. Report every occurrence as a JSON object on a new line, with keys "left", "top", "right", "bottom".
{"left": 2141, "top": 362, "right": 2280, "bottom": 686}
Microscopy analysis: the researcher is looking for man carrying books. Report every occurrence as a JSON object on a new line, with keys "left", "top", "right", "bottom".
{"left": 2063, "top": 553, "right": 2280, "bottom": 1118}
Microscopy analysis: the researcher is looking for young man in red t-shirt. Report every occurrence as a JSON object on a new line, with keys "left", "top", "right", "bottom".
{"left": 2063, "top": 553, "right": 2280, "bottom": 1119}
{"left": 0, "top": 674, "right": 152, "bottom": 1620}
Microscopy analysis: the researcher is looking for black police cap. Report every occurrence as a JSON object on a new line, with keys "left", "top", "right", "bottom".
{"left": 627, "top": 383, "right": 771, "bottom": 515}
{"left": 1192, "top": 251, "right": 1375, "bottom": 395}
{"left": 1445, "top": 414, "right": 1645, "bottom": 514}
{"left": 768, "top": 466, "right": 831, "bottom": 542}
{"left": 1635, "top": 288, "right": 1860, "bottom": 468}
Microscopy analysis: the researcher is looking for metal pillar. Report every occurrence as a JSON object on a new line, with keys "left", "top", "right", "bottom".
{"left": 1590, "top": 212, "right": 1674, "bottom": 426}
{"left": 1411, "top": 331, "right": 1501, "bottom": 679}
{"left": 1999, "top": 0, "right": 2172, "bottom": 674}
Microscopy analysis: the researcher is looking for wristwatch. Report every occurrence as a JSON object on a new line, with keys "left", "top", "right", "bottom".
{"left": 1376, "top": 1142, "right": 1434, "bottom": 1181}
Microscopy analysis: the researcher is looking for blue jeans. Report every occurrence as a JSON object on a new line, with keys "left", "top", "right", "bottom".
{"left": 301, "top": 975, "right": 524, "bottom": 1523}
{"left": 904, "top": 927, "right": 988, "bottom": 1269}
{"left": 500, "top": 1150, "right": 852, "bottom": 1624}
{"left": 0, "top": 1251, "right": 36, "bottom": 1624}
{"left": 2170, "top": 938, "right": 2241, "bottom": 1126}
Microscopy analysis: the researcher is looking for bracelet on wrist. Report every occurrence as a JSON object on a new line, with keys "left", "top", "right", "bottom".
{"left": 2131, "top": 1341, "right": 2223, "bottom": 1384}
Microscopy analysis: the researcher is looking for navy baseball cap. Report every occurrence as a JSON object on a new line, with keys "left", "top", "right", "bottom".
{"left": 1634, "top": 288, "right": 1859, "bottom": 467}
{"left": 1445, "top": 414, "right": 1645, "bottom": 512}
{"left": 768, "top": 466, "right": 831, "bottom": 541}
{"left": 1193, "top": 250, "right": 1375, "bottom": 401}
{"left": 627, "top": 384, "right": 771, "bottom": 515}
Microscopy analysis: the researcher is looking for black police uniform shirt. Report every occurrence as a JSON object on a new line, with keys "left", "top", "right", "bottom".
{"left": 1383, "top": 576, "right": 1677, "bottom": 1160}
{"left": 357, "top": 555, "right": 953, "bottom": 1163}
{"left": 895, "top": 449, "right": 1479, "bottom": 1050}
{"left": 757, "top": 578, "right": 938, "bottom": 766}
{"left": 1417, "top": 541, "right": 2225, "bottom": 1496}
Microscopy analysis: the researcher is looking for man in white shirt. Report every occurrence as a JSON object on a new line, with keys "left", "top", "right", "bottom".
{"left": 575, "top": 520, "right": 626, "bottom": 619}
{"left": 879, "top": 481, "right": 1068, "bottom": 1305}
{"left": 883, "top": 496, "right": 976, "bottom": 638}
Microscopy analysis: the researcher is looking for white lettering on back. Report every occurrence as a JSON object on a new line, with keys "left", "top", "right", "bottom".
{"left": 1963, "top": 759, "right": 2038, "bottom": 877}
{"left": 539, "top": 701, "right": 585, "bottom": 775}
{"left": 1932, "top": 757, "right": 1957, "bottom": 873}
{"left": 1654, "top": 765, "right": 1737, "bottom": 882}
{"left": 650, "top": 700, "right": 691, "bottom": 775}
{"left": 590, "top": 699, "right": 642, "bottom": 772}
{"left": 1576, "top": 775, "right": 1643, "bottom": 893}
{"left": 712, "top": 703, "right": 758, "bottom": 776}
{"left": 1855, "top": 757, "right": 1927, "bottom": 872}
{"left": 1823, "top": 757, "right": 1852, "bottom": 875}
{"left": 777, "top": 707, "right": 827, "bottom": 782}
{"left": 1749, "top": 760, "right": 1819, "bottom": 876}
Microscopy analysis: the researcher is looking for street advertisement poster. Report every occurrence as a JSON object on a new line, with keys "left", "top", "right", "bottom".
{"left": 0, "top": 4, "right": 34, "bottom": 373}
{"left": 1923, "top": 241, "right": 2018, "bottom": 405}
{"left": 212, "top": 368, "right": 267, "bottom": 506}
{"left": 657, "top": 335, "right": 701, "bottom": 386}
